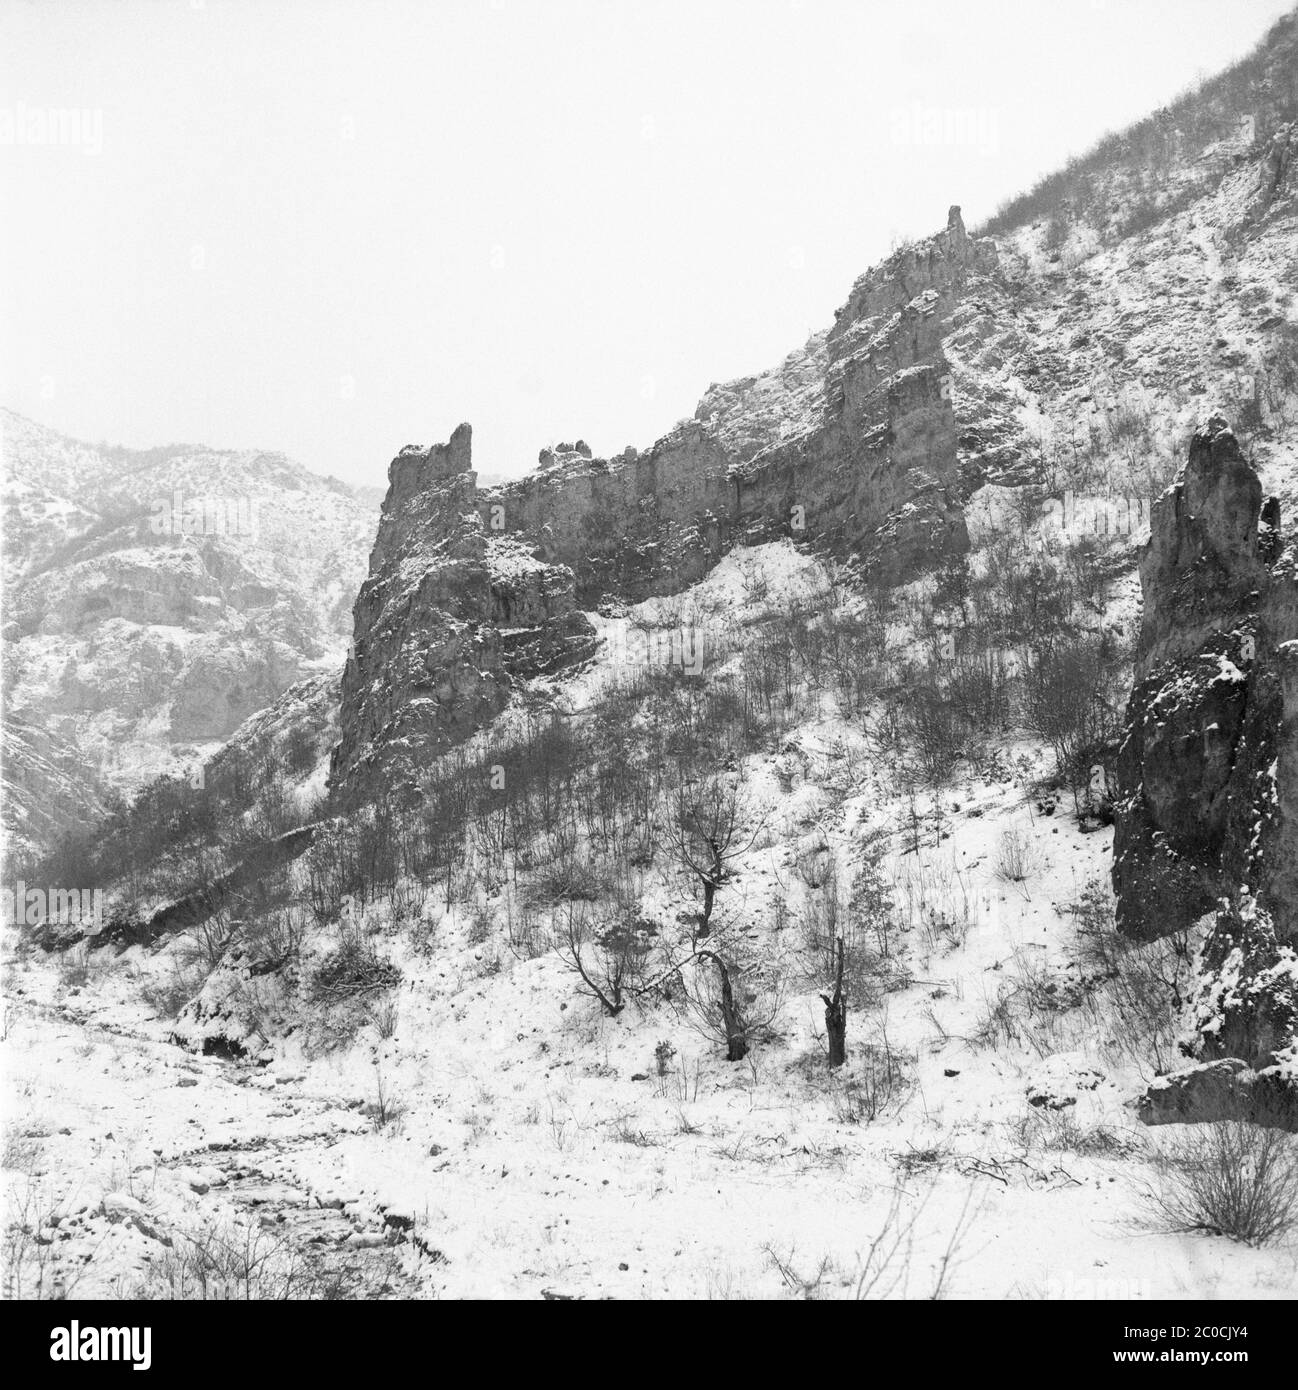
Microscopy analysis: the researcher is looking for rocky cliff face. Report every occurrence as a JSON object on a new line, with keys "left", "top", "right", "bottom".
{"left": 333, "top": 106, "right": 1298, "bottom": 812}
{"left": 480, "top": 207, "right": 995, "bottom": 610}
{"left": 1112, "top": 414, "right": 1298, "bottom": 1125}
{"left": 329, "top": 426, "right": 596, "bottom": 802}
{"left": 332, "top": 210, "right": 1001, "bottom": 802}
{"left": 718, "top": 205, "right": 997, "bottom": 581}
{"left": 1113, "top": 417, "right": 1275, "bottom": 936}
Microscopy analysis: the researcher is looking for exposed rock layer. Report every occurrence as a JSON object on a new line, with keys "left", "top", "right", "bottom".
{"left": 1113, "top": 415, "right": 1298, "bottom": 1127}
{"left": 333, "top": 211, "right": 1000, "bottom": 802}
{"left": 330, "top": 426, "right": 596, "bottom": 801}
{"left": 1113, "top": 415, "right": 1296, "bottom": 943}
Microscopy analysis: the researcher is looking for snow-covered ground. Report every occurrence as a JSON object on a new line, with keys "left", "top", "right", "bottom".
{"left": 6, "top": 539, "right": 1296, "bottom": 1301}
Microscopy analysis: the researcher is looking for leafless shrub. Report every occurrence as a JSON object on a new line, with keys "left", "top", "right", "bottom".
{"left": 367, "top": 1067, "right": 404, "bottom": 1130}
{"left": 466, "top": 900, "right": 493, "bottom": 945}
{"left": 531, "top": 851, "right": 607, "bottom": 905}
{"left": 139, "top": 957, "right": 208, "bottom": 1019}
{"left": 655, "top": 1053, "right": 702, "bottom": 1104}
{"left": 739, "top": 560, "right": 770, "bottom": 606}
{"left": 891, "top": 676, "right": 968, "bottom": 788}
{"left": 239, "top": 906, "right": 308, "bottom": 973}
{"left": 854, "top": 1185, "right": 978, "bottom": 1300}
{"left": 762, "top": 1244, "right": 837, "bottom": 1299}
{"left": 1022, "top": 637, "right": 1123, "bottom": 814}
{"left": 128, "top": 1218, "right": 309, "bottom": 1299}
{"left": 895, "top": 853, "right": 978, "bottom": 955}
{"left": 833, "top": 1037, "right": 912, "bottom": 1123}
{"left": 554, "top": 905, "right": 649, "bottom": 1017}
{"left": 675, "top": 1107, "right": 702, "bottom": 1136}
{"left": 1009, "top": 1107, "right": 1141, "bottom": 1159}
{"left": 504, "top": 895, "right": 547, "bottom": 959}
{"left": 994, "top": 828, "right": 1040, "bottom": 887}
{"left": 364, "top": 993, "right": 400, "bottom": 1040}
{"left": 308, "top": 925, "right": 402, "bottom": 1004}
{"left": 798, "top": 855, "right": 840, "bottom": 966}
{"left": 971, "top": 981, "right": 1025, "bottom": 1052}
{"left": 3, "top": 1169, "right": 84, "bottom": 1300}
{"left": 228, "top": 970, "right": 285, "bottom": 1051}
{"left": 547, "top": 1101, "right": 575, "bottom": 1153}
{"left": 179, "top": 902, "right": 238, "bottom": 972}
{"left": 55, "top": 943, "right": 100, "bottom": 990}
{"left": 850, "top": 833, "right": 901, "bottom": 959}
{"left": 608, "top": 1113, "right": 656, "bottom": 1147}
{"left": 1142, "top": 1122, "right": 1298, "bottom": 1246}
{"left": 304, "top": 820, "right": 362, "bottom": 926}
{"left": 389, "top": 875, "right": 429, "bottom": 929}
{"left": 793, "top": 841, "right": 832, "bottom": 891}
{"left": 799, "top": 859, "right": 884, "bottom": 1049}
{"left": 1072, "top": 876, "right": 1195, "bottom": 1074}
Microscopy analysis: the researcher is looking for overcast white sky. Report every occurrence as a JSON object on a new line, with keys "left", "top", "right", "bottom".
{"left": 0, "top": 0, "right": 1287, "bottom": 489}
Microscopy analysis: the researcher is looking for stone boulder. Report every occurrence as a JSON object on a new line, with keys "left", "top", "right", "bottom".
{"left": 1140, "top": 1058, "right": 1297, "bottom": 1129}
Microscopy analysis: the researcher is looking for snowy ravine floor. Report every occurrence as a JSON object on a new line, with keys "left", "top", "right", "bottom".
{"left": 5, "top": 905, "right": 1295, "bottom": 1302}
{"left": 5, "top": 545, "right": 1297, "bottom": 1301}
{"left": 1, "top": 993, "right": 420, "bottom": 1299}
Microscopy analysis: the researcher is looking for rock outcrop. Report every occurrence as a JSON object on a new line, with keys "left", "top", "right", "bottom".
{"left": 1113, "top": 413, "right": 1298, "bottom": 1126}
{"left": 1113, "top": 415, "right": 1296, "bottom": 939}
{"left": 483, "top": 422, "right": 734, "bottom": 609}
{"left": 332, "top": 211, "right": 1001, "bottom": 801}
{"left": 1139, "top": 892, "right": 1298, "bottom": 1129}
{"left": 478, "top": 209, "right": 998, "bottom": 609}
{"left": 330, "top": 426, "right": 596, "bottom": 802}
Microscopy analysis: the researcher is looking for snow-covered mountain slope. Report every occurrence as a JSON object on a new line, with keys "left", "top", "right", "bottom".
{"left": 331, "top": 21, "right": 1296, "bottom": 812}
{"left": 6, "top": 539, "right": 1295, "bottom": 1300}
{"left": 6, "top": 11, "right": 1298, "bottom": 1305}
{"left": 1, "top": 409, "right": 379, "bottom": 869}
{"left": 697, "top": 117, "right": 1297, "bottom": 518}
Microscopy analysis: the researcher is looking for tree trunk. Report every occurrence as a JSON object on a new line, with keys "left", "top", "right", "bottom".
{"left": 699, "top": 877, "right": 716, "bottom": 938}
{"left": 712, "top": 954, "right": 747, "bottom": 1061}
{"left": 698, "top": 836, "right": 725, "bottom": 939}
{"left": 822, "top": 936, "right": 846, "bottom": 1068}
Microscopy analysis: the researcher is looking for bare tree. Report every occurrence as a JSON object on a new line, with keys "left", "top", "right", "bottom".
{"left": 660, "top": 776, "right": 764, "bottom": 939}
{"left": 555, "top": 905, "right": 643, "bottom": 1017}
{"left": 1022, "top": 636, "right": 1122, "bottom": 813}
{"left": 691, "top": 949, "right": 782, "bottom": 1062}
{"left": 822, "top": 936, "right": 846, "bottom": 1067}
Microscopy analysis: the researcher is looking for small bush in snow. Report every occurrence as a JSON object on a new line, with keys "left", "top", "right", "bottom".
{"left": 309, "top": 931, "right": 402, "bottom": 1004}
{"left": 994, "top": 828, "right": 1039, "bottom": 886}
{"left": 1143, "top": 1121, "right": 1298, "bottom": 1245}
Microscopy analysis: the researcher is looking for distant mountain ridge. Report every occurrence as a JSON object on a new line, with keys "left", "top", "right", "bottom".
{"left": 1, "top": 409, "right": 380, "bottom": 869}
